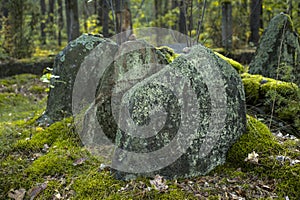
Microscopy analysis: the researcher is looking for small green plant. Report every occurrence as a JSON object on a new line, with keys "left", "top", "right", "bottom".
{"left": 40, "top": 67, "right": 64, "bottom": 92}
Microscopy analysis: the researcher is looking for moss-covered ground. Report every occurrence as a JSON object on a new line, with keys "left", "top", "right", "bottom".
{"left": 1, "top": 71, "right": 299, "bottom": 199}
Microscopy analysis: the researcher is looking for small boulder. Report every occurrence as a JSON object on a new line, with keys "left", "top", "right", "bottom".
{"left": 38, "top": 34, "right": 116, "bottom": 125}
{"left": 249, "top": 13, "right": 300, "bottom": 86}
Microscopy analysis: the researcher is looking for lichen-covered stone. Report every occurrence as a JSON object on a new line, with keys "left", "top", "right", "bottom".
{"left": 111, "top": 44, "right": 246, "bottom": 179}
{"left": 37, "top": 34, "right": 113, "bottom": 125}
{"left": 249, "top": 13, "right": 300, "bottom": 86}
{"left": 95, "top": 39, "right": 169, "bottom": 143}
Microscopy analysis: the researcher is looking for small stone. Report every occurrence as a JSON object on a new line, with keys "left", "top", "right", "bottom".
{"left": 249, "top": 13, "right": 300, "bottom": 86}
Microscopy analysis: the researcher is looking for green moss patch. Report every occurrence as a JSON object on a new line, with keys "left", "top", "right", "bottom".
{"left": 241, "top": 73, "right": 300, "bottom": 136}
{"left": 0, "top": 74, "right": 47, "bottom": 122}
{"left": 224, "top": 115, "right": 300, "bottom": 198}
{"left": 157, "top": 46, "right": 180, "bottom": 63}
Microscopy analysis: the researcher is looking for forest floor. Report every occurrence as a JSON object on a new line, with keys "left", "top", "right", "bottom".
{"left": 0, "top": 74, "right": 299, "bottom": 200}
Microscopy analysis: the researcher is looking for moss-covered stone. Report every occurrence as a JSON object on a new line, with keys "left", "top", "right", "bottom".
{"left": 112, "top": 43, "right": 246, "bottom": 179}
{"left": 249, "top": 13, "right": 300, "bottom": 86}
{"left": 227, "top": 115, "right": 282, "bottom": 167}
{"left": 38, "top": 34, "right": 117, "bottom": 125}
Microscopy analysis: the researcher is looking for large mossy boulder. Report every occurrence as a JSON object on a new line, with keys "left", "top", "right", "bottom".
{"left": 249, "top": 13, "right": 300, "bottom": 86}
{"left": 110, "top": 44, "right": 246, "bottom": 179}
{"left": 38, "top": 34, "right": 117, "bottom": 125}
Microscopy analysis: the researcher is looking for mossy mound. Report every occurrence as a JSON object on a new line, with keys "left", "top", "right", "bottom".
{"left": 223, "top": 115, "right": 300, "bottom": 198}
{"left": 241, "top": 73, "right": 300, "bottom": 136}
{"left": 241, "top": 73, "right": 298, "bottom": 104}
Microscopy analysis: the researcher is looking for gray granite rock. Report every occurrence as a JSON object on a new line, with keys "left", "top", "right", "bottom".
{"left": 38, "top": 34, "right": 116, "bottom": 125}
{"left": 111, "top": 44, "right": 246, "bottom": 179}
{"left": 249, "top": 13, "right": 300, "bottom": 86}
{"left": 95, "top": 39, "right": 169, "bottom": 143}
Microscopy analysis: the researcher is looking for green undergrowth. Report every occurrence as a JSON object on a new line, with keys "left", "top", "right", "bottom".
{"left": 0, "top": 74, "right": 47, "bottom": 122}
{"left": 1, "top": 114, "right": 299, "bottom": 199}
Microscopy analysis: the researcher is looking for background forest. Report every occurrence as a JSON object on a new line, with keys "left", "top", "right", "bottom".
{"left": 1, "top": 0, "right": 300, "bottom": 199}
{"left": 0, "top": 0, "right": 299, "bottom": 60}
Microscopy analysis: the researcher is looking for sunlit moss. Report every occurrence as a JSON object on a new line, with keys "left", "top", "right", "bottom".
{"left": 157, "top": 46, "right": 180, "bottom": 63}
{"left": 241, "top": 73, "right": 298, "bottom": 104}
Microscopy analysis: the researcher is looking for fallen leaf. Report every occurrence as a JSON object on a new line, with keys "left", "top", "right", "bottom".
{"left": 245, "top": 151, "right": 259, "bottom": 164}
{"left": 53, "top": 192, "right": 62, "bottom": 199}
{"left": 8, "top": 188, "right": 26, "bottom": 200}
{"left": 150, "top": 175, "right": 168, "bottom": 192}
{"left": 28, "top": 182, "right": 47, "bottom": 200}
{"left": 73, "top": 157, "right": 86, "bottom": 166}
{"left": 42, "top": 144, "right": 49, "bottom": 152}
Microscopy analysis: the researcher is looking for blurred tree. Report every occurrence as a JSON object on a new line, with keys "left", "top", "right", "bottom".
{"left": 57, "top": 0, "right": 64, "bottom": 46}
{"left": 115, "top": 0, "right": 132, "bottom": 43}
{"left": 179, "top": 0, "right": 187, "bottom": 34}
{"left": 48, "top": 0, "right": 56, "bottom": 38}
{"left": 0, "top": 0, "right": 9, "bottom": 30}
{"left": 222, "top": 1, "right": 232, "bottom": 50}
{"left": 102, "top": 0, "right": 109, "bottom": 37}
{"left": 249, "top": 0, "right": 262, "bottom": 45}
{"left": 83, "top": 0, "right": 88, "bottom": 32}
{"left": 40, "top": 0, "right": 46, "bottom": 44}
{"left": 3, "top": 0, "right": 34, "bottom": 58}
{"left": 96, "top": 0, "right": 102, "bottom": 26}
{"left": 65, "top": 0, "right": 80, "bottom": 41}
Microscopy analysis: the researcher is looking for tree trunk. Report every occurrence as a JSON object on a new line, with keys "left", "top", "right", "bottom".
{"left": 40, "top": 0, "right": 46, "bottom": 44}
{"left": 65, "top": 0, "right": 80, "bottom": 42}
{"left": 0, "top": 0, "right": 8, "bottom": 30}
{"left": 222, "top": 1, "right": 232, "bottom": 50}
{"left": 179, "top": 0, "right": 186, "bottom": 34}
{"left": 83, "top": 0, "right": 88, "bottom": 33}
{"left": 115, "top": 0, "right": 132, "bottom": 44}
{"left": 48, "top": 0, "right": 55, "bottom": 38}
{"left": 102, "top": 0, "right": 109, "bottom": 37}
{"left": 163, "top": 0, "right": 169, "bottom": 15}
{"left": 188, "top": 0, "right": 193, "bottom": 36}
{"left": 286, "top": 0, "right": 292, "bottom": 17}
{"left": 57, "top": 0, "right": 64, "bottom": 46}
{"left": 171, "top": 0, "right": 178, "bottom": 30}
{"left": 97, "top": 0, "right": 102, "bottom": 26}
{"left": 249, "top": 0, "right": 262, "bottom": 46}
